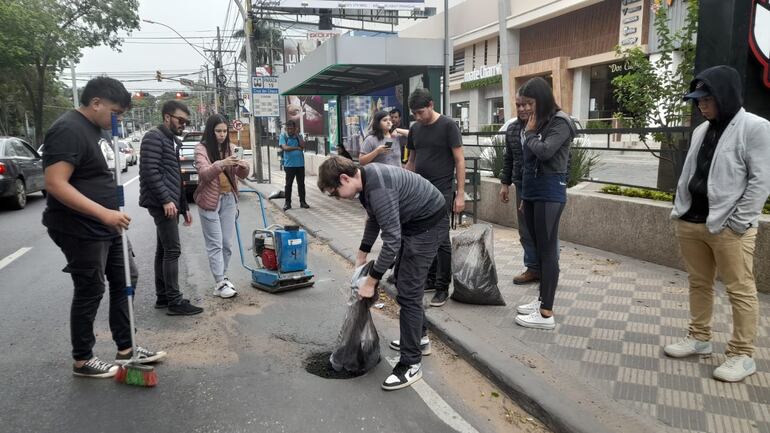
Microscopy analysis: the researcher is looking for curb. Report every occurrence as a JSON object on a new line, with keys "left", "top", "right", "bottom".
{"left": 241, "top": 179, "right": 666, "bottom": 433}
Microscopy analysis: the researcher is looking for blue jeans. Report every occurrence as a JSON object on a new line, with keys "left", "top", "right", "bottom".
{"left": 514, "top": 183, "right": 538, "bottom": 273}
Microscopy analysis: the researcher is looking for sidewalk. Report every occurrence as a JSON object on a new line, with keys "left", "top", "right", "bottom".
{"left": 243, "top": 167, "right": 770, "bottom": 433}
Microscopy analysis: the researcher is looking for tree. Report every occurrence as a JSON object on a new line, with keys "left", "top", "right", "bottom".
{"left": 611, "top": 0, "right": 698, "bottom": 189}
{"left": 233, "top": 20, "right": 283, "bottom": 70}
{"left": 0, "top": 0, "right": 139, "bottom": 143}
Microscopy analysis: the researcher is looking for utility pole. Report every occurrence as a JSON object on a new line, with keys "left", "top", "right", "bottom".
{"left": 234, "top": 0, "right": 263, "bottom": 181}
{"left": 70, "top": 60, "right": 78, "bottom": 108}
{"left": 443, "top": 0, "right": 450, "bottom": 115}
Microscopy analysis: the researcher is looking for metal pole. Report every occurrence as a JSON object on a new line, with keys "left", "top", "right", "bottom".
{"left": 443, "top": 0, "right": 450, "bottom": 115}
{"left": 70, "top": 60, "right": 79, "bottom": 108}
{"left": 234, "top": 0, "right": 263, "bottom": 182}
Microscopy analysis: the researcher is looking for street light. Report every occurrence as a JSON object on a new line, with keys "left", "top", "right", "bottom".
{"left": 142, "top": 19, "right": 213, "bottom": 65}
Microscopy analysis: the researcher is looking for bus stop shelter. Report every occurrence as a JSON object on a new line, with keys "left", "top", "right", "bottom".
{"left": 278, "top": 35, "right": 446, "bottom": 152}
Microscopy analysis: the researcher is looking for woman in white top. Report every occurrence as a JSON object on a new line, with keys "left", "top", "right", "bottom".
{"left": 359, "top": 110, "right": 403, "bottom": 167}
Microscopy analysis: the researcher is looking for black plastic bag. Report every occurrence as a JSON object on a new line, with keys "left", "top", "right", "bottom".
{"left": 268, "top": 190, "right": 285, "bottom": 200}
{"left": 329, "top": 261, "right": 381, "bottom": 374}
{"left": 450, "top": 224, "right": 506, "bottom": 305}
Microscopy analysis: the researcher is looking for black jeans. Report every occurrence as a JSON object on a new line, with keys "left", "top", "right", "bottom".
{"left": 426, "top": 193, "right": 452, "bottom": 291}
{"left": 522, "top": 200, "right": 565, "bottom": 311}
{"left": 284, "top": 166, "right": 306, "bottom": 205}
{"left": 148, "top": 207, "right": 183, "bottom": 306}
{"left": 49, "top": 230, "right": 134, "bottom": 361}
{"left": 514, "top": 183, "right": 539, "bottom": 273}
{"left": 396, "top": 215, "right": 447, "bottom": 365}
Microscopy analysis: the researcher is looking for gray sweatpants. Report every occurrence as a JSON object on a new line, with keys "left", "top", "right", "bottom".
{"left": 198, "top": 193, "right": 238, "bottom": 283}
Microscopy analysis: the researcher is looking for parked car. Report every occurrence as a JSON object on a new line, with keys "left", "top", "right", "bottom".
{"left": 180, "top": 131, "right": 203, "bottom": 199}
{"left": 118, "top": 140, "right": 138, "bottom": 166}
{"left": 0, "top": 137, "right": 45, "bottom": 209}
{"left": 99, "top": 138, "right": 127, "bottom": 173}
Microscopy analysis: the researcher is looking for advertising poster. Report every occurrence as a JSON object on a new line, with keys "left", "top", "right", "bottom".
{"left": 285, "top": 95, "right": 325, "bottom": 136}
{"left": 341, "top": 85, "right": 404, "bottom": 158}
{"left": 272, "top": 1, "right": 426, "bottom": 10}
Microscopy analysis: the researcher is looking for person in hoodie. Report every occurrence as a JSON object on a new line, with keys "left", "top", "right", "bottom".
{"left": 513, "top": 77, "right": 576, "bottom": 330}
{"left": 665, "top": 65, "right": 770, "bottom": 382}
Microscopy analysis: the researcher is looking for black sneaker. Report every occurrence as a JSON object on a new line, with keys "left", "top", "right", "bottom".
{"left": 382, "top": 362, "right": 422, "bottom": 391}
{"left": 72, "top": 357, "right": 118, "bottom": 378}
{"left": 429, "top": 290, "right": 449, "bottom": 307}
{"left": 283, "top": 203, "right": 292, "bottom": 211}
{"left": 154, "top": 297, "right": 168, "bottom": 309}
{"left": 300, "top": 202, "right": 310, "bottom": 209}
{"left": 389, "top": 336, "right": 431, "bottom": 355}
{"left": 115, "top": 346, "right": 168, "bottom": 364}
{"left": 167, "top": 299, "right": 203, "bottom": 316}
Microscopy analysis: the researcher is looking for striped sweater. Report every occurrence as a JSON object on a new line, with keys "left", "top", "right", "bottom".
{"left": 358, "top": 163, "right": 446, "bottom": 280}
{"left": 193, "top": 143, "right": 250, "bottom": 210}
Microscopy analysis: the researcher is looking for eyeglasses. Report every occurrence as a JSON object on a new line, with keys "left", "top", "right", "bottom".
{"left": 170, "top": 114, "right": 190, "bottom": 126}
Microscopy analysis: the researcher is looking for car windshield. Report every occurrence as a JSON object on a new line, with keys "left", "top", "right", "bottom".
{"left": 179, "top": 144, "right": 196, "bottom": 158}
{"left": 182, "top": 133, "right": 202, "bottom": 143}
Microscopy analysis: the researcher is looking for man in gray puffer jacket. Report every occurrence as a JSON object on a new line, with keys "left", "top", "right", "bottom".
{"left": 139, "top": 100, "right": 203, "bottom": 316}
{"left": 665, "top": 65, "right": 770, "bottom": 382}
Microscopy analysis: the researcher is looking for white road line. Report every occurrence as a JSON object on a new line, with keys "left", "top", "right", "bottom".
{"left": 0, "top": 247, "right": 32, "bottom": 271}
{"left": 123, "top": 174, "right": 140, "bottom": 186}
{"left": 385, "top": 356, "right": 480, "bottom": 433}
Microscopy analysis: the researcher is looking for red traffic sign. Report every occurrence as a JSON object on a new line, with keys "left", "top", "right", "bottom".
{"left": 232, "top": 120, "right": 243, "bottom": 131}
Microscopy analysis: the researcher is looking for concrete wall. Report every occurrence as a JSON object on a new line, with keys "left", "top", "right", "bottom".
{"left": 473, "top": 176, "right": 770, "bottom": 293}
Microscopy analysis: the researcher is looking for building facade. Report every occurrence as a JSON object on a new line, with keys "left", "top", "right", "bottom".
{"left": 400, "top": 0, "right": 665, "bottom": 131}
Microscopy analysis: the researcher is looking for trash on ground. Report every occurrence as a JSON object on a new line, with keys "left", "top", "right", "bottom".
{"left": 450, "top": 224, "right": 505, "bottom": 305}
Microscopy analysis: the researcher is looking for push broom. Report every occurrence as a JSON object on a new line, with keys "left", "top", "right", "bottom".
{"left": 109, "top": 113, "right": 158, "bottom": 387}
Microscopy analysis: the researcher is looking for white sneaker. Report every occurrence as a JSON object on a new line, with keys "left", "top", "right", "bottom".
{"left": 213, "top": 280, "right": 237, "bottom": 298}
{"left": 389, "top": 336, "right": 431, "bottom": 355}
{"left": 517, "top": 299, "right": 541, "bottom": 315}
{"left": 382, "top": 362, "right": 422, "bottom": 391}
{"left": 515, "top": 311, "right": 555, "bottom": 330}
{"left": 713, "top": 355, "right": 756, "bottom": 382}
{"left": 663, "top": 336, "right": 712, "bottom": 358}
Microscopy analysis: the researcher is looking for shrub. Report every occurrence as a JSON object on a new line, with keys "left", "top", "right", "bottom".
{"left": 600, "top": 185, "right": 674, "bottom": 202}
{"left": 568, "top": 147, "right": 601, "bottom": 187}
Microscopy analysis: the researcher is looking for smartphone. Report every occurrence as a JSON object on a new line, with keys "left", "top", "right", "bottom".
{"left": 234, "top": 146, "right": 244, "bottom": 159}
{"left": 384, "top": 140, "right": 393, "bottom": 149}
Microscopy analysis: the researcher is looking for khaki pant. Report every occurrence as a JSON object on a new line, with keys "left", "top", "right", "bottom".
{"left": 676, "top": 220, "right": 759, "bottom": 357}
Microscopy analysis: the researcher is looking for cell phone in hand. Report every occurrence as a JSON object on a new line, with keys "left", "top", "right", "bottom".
{"left": 234, "top": 146, "right": 244, "bottom": 159}
{"left": 384, "top": 140, "right": 393, "bottom": 148}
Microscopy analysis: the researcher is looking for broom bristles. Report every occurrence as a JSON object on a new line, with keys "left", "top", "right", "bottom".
{"left": 115, "top": 365, "right": 158, "bottom": 387}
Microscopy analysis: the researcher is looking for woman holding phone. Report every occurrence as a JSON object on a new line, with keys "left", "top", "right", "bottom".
{"left": 514, "top": 77, "right": 576, "bottom": 330}
{"left": 359, "top": 110, "right": 403, "bottom": 167}
{"left": 193, "top": 114, "right": 250, "bottom": 298}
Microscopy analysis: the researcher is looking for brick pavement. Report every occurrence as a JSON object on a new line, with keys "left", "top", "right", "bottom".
{"left": 245, "top": 165, "right": 770, "bottom": 433}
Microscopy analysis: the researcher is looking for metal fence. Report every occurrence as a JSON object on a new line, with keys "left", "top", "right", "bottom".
{"left": 460, "top": 126, "right": 692, "bottom": 192}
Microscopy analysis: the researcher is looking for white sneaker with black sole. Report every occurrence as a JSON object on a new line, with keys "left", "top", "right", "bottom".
{"left": 213, "top": 280, "right": 237, "bottom": 298}
{"left": 382, "top": 362, "right": 422, "bottom": 391}
{"left": 115, "top": 346, "right": 167, "bottom": 365}
{"left": 72, "top": 357, "right": 119, "bottom": 378}
{"left": 389, "top": 336, "right": 431, "bottom": 356}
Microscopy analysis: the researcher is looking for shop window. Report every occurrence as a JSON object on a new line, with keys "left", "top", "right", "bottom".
{"left": 588, "top": 62, "right": 631, "bottom": 119}
{"left": 496, "top": 36, "right": 500, "bottom": 64}
{"left": 450, "top": 50, "right": 465, "bottom": 74}
{"left": 484, "top": 40, "right": 488, "bottom": 65}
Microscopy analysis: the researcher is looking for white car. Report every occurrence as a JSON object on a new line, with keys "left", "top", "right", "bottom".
{"left": 100, "top": 139, "right": 127, "bottom": 173}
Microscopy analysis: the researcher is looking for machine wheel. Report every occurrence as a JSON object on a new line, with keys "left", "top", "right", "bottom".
{"left": 8, "top": 179, "right": 26, "bottom": 210}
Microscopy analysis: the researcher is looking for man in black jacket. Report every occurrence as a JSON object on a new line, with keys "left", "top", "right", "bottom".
{"left": 499, "top": 96, "right": 539, "bottom": 285}
{"left": 139, "top": 100, "right": 202, "bottom": 315}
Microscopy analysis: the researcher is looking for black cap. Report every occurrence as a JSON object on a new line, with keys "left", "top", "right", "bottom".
{"left": 683, "top": 80, "right": 710, "bottom": 101}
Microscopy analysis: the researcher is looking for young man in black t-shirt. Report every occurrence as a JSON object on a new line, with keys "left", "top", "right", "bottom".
{"left": 405, "top": 89, "right": 465, "bottom": 309}
{"left": 43, "top": 77, "right": 166, "bottom": 378}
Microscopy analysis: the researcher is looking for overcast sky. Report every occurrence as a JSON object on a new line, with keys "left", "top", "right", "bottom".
{"left": 74, "top": 0, "right": 460, "bottom": 95}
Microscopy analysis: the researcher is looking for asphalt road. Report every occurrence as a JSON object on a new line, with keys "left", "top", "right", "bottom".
{"left": 0, "top": 163, "right": 546, "bottom": 433}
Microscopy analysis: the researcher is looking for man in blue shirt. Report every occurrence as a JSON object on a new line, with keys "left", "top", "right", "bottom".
{"left": 280, "top": 120, "right": 309, "bottom": 211}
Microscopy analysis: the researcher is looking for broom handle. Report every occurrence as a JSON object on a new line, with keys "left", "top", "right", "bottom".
{"left": 111, "top": 114, "right": 138, "bottom": 362}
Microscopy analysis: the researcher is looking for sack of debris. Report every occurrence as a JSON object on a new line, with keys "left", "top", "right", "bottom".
{"left": 450, "top": 224, "right": 505, "bottom": 305}
{"left": 329, "top": 261, "right": 381, "bottom": 374}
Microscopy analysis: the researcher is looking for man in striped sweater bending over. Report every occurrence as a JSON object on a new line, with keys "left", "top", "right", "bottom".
{"left": 318, "top": 156, "right": 447, "bottom": 391}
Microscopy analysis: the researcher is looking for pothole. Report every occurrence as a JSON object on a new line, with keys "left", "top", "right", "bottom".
{"left": 304, "top": 351, "right": 366, "bottom": 379}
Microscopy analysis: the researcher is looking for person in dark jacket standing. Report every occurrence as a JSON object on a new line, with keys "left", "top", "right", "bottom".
{"left": 43, "top": 77, "right": 166, "bottom": 378}
{"left": 139, "top": 100, "right": 203, "bottom": 316}
{"left": 500, "top": 96, "right": 539, "bottom": 285}
{"left": 664, "top": 66, "right": 770, "bottom": 382}
{"left": 317, "top": 157, "right": 447, "bottom": 391}
{"left": 513, "top": 77, "right": 576, "bottom": 330}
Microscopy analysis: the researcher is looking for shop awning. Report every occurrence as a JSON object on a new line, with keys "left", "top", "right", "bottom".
{"left": 279, "top": 36, "right": 446, "bottom": 96}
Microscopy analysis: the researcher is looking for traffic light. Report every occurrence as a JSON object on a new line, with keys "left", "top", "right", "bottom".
{"left": 175, "top": 92, "right": 190, "bottom": 99}
{"left": 133, "top": 91, "right": 149, "bottom": 99}
{"left": 156, "top": 70, "right": 162, "bottom": 82}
